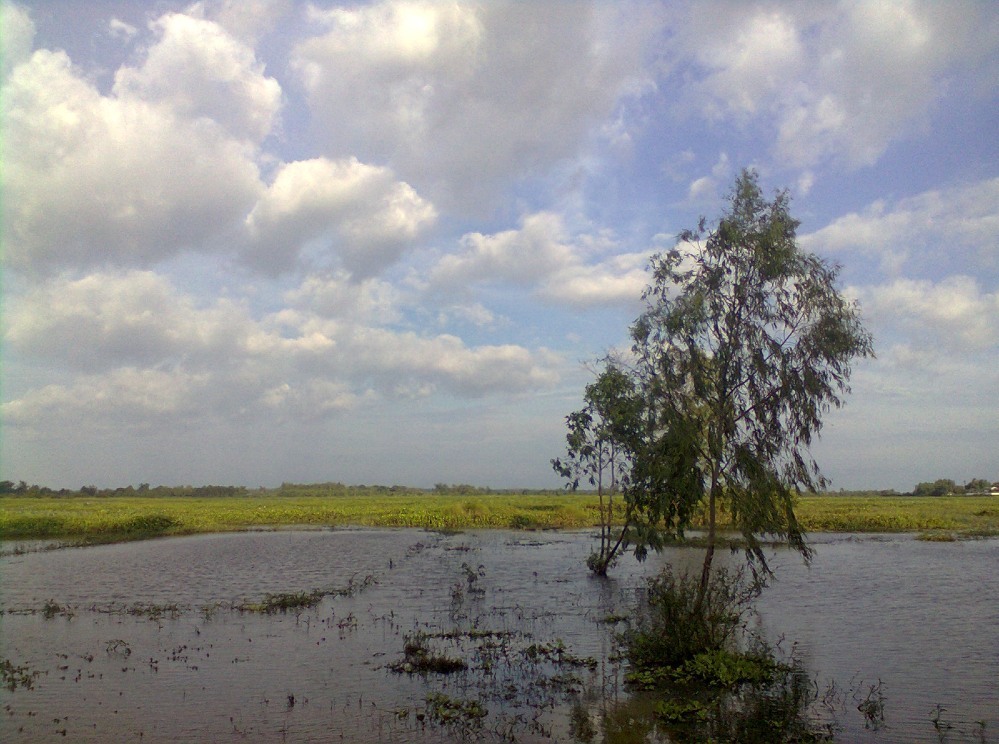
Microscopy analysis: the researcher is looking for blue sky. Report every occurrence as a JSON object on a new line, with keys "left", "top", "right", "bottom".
{"left": 2, "top": 0, "right": 997, "bottom": 491}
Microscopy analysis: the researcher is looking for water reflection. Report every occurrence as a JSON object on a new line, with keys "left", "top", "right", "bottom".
{"left": 1, "top": 530, "right": 996, "bottom": 742}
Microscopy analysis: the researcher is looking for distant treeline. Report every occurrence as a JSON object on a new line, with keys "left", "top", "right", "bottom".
{"left": 0, "top": 480, "right": 560, "bottom": 498}
{"left": 0, "top": 481, "right": 248, "bottom": 498}
{"left": 1, "top": 478, "right": 994, "bottom": 499}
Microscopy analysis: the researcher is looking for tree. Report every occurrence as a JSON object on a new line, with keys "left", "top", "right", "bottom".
{"left": 965, "top": 478, "right": 991, "bottom": 494}
{"left": 632, "top": 169, "right": 874, "bottom": 603}
{"left": 552, "top": 363, "right": 645, "bottom": 575}
{"left": 913, "top": 479, "right": 956, "bottom": 497}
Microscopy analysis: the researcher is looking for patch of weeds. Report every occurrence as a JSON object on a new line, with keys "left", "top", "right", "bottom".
{"left": 509, "top": 514, "right": 539, "bottom": 530}
{"left": 239, "top": 575, "right": 377, "bottom": 614}
{"left": 598, "top": 613, "right": 629, "bottom": 625}
{"left": 90, "top": 602, "right": 185, "bottom": 620}
{"left": 42, "top": 600, "right": 67, "bottom": 619}
{"left": 242, "top": 589, "right": 325, "bottom": 614}
{"left": 916, "top": 531, "right": 956, "bottom": 542}
{"left": 624, "top": 667, "right": 675, "bottom": 690}
{"left": 673, "top": 649, "right": 783, "bottom": 688}
{"left": 523, "top": 639, "right": 597, "bottom": 669}
{"left": 424, "top": 692, "right": 487, "bottom": 727}
{"left": 655, "top": 697, "right": 708, "bottom": 723}
{"left": 388, "top": 632, "right": 468, "bottom": 674}
{"left": 119, "top": 514, "right": 178, "bottom": 535}
{"left": 624, "top": 566, "right": 763, "bottom": 670}
{"left": 854, "top": 679, "right": 886, "bottom": 730}
{"left": 461, "top": 562, "right": 486, "bottom": 594}
{"left": 2, "top": 659, "right": 40, "bottom": 691}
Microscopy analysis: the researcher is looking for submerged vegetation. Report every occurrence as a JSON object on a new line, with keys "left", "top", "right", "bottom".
{"left": 1, "top": 487, "right": 997, "bottom": 545}
{"left": 621, "top": 567, "right": 836, "bottom": 742}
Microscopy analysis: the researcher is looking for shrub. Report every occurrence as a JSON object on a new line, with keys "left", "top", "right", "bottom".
{"left": 624, "top": 566, "right": 763, "bottom": 671}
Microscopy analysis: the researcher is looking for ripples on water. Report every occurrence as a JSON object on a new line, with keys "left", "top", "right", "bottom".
{"left": 1, "top": 530, "right": 996, "bottom": 742}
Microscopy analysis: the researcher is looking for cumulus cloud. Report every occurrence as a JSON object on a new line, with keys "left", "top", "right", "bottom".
{"left": 245, "top": 157, "right": 436, "bottom": 276}
{"left": 430, "top": 213, "right": 574, "bottom": 288}
{"left": 283, "top": 271, "right": 402, "bottom": 324}
{"left": 113, "top": 12, "right": 282, "bottom": 143}
{"left": 540, "top": 252, "right": 648, "bottom": 308}
{"left": 3, "top": 269, "right": 562, "bottom": 431}
{"left": 2, "top": 46, "right": 263, "bottom": 273}
{"left": 2, "top": 367, "right": 212, "bottom": 428}
{"left": 109, "top": 18, "right": 139, "bottom": 40}
{"left": 426, "top": 212, "right": 647, "bottom": 309}
{"left": 850, "top": 276, "right": 999, "bottom": 352}
{"left": 802, "top": 177, "right": 999, "bottom": 275}
{"left": 4, "top": 271, "right": 255, "bottom": 371}
{"left": 670, "top": 0, "right": 998, "bottom": 170}
{"left": 1, "top": 2, "right": 34, "bottom": 79}
{"left": 291, "top": 0, "right": 653, "bottom": 207}
{"left": 197, "top": 0, "right": 294, "bottom": 43}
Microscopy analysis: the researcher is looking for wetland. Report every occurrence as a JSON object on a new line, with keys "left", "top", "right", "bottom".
{"left": 1, "top": 527, "right": 996, "bottom": 742}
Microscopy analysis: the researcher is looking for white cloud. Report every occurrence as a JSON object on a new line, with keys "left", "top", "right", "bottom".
{"left": 541, "top": 252, "right": 648, "bottom": 308}
{"left": 109, "top": 18, "right": 139, "bottom": 40}
{"left": 2, "top": 368, "right": 212, "bottom": 427}
{"left": 427, "top": 211, "right": 649, "bottom": 309}
{"left": 283, "top": 271, "right": 402, "bottom": 324}
{"left": 3, "top": 269, "right": 562, "bottom": 431}
{"left": 1, "top": 2, "right": 35, "bottom": 79}
{"left": 113, "top": 12, "right": 282, "bottom": 143}
{"left": 802, "top": 177, "right": 999, "bottom": 275}
{"left": 430, "top": 212, "right": 574, "bottom": 287}
{"left": 2, "top": 47, "right": 264, "bottom": 273}
{"left": 672, "top": 1, "right": 998, "bottom": 170}
{"left": 695, "top": 8, "right": 803, "bottom": 118}
{"left": 4, "top": 271, "right": 257, "bottom": 371}
{"left": 291, "top": 0, "right": 653, "bottom": 207}
{"left": 850, "top": 276, "right": 999, "bottom": 352}
{"left": 198, "top": 0, "right": 293, "bottom": 43}
{"left": 245, "top": 157, "right": 436, "bottom": 276}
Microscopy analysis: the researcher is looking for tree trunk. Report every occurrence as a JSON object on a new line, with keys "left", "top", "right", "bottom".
{"left": 696, "top": 477, "right": 718, "bottom": 612}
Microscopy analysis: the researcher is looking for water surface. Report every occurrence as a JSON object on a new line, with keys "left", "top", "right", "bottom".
{"left": 1, "top": 529, "right": 996, "bottom": 741}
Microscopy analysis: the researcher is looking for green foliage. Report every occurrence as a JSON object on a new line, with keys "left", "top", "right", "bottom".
{"left": 555, "top": 170, "right": 874, "bottom": 584}
{"left": 675, "top": 649, "right": 781, "bottom": 688}
{"left": 3, "top": 491, "right": 997, "bottom": 545}
{"left": 424, "top": 692, "right": 487, "bottom": 725}
{"left": 913, "top": 478, "right": 958, "bottom": 497}
{"left": 632, "top": 169, "right": 872, "bottom": 590}
{"left": 625, "top": 567, "right": 762, "bottom": 672}
{"left": 553, "top": 362, "right": 654, "bottom": 575}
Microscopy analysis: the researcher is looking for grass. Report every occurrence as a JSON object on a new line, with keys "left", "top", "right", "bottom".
{"left": 1, "top": 487, "right": 997, "bottom": 543}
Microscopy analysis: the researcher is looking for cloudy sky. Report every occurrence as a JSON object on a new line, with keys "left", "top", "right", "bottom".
{"left": 2, "top": 0, "right": 996, "bottom": 492}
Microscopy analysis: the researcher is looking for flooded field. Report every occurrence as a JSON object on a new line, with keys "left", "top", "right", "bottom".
{"left": 1, "top": 529, "right": 996, "bottom": 742}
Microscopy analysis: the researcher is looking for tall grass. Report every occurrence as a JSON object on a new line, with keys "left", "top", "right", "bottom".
{"left": 1, "top": 488, "right": 996, "bottom": 541}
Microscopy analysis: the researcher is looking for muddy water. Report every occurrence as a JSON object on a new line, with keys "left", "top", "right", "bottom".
{"left": 1, "top": 529, "right": 996, "bottom": 742}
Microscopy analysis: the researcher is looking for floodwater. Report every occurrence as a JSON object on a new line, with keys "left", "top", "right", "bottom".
{"left": 1, "top": 529, "right": 996, "bottom": 742}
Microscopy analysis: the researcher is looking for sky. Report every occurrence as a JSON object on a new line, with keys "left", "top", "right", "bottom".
{"left": 1, "top": 0, "right": 996, "bottom": 492}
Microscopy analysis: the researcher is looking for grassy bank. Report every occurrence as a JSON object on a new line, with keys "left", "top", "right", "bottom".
{"left": 1, "top": 488, "right": 997, "bottom": 543}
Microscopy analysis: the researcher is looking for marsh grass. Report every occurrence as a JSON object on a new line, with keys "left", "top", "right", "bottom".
{"left": 238, "top": 575, "right": 375, "bottom": 614}
{"left": 2, "top": 489, "right": 997, "bottom": 543}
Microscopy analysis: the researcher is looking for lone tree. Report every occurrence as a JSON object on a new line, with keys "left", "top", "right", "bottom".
{"left": 556, "top": 170, "right": 873, "bottom": 595}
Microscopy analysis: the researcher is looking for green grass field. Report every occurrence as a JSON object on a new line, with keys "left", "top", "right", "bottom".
{"left": 2, "top": 486, "right": 997, "bottom": 544}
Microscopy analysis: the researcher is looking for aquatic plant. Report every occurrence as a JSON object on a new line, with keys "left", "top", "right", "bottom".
{"left": 1, "top": 659, "right": 40, "bottom": 691}
{"left": 388, "top": 632, "right": 468, "bottom": 674}
{"left": 424, "top": 692, "right": 487, "bottom": 727}
{"left": 624, "top": 566, "right": 762, "bottom": 671}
